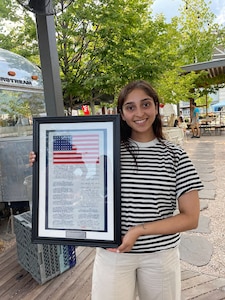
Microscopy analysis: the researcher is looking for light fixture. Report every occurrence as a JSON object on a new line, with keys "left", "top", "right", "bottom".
{"left": 8, "top": 71, "right": 16, "bottom": 76}
{"left": 31, "top": 75, "right": 38, "bottom": 80}
{"left": 16, "top": 0, "right": 74, "bottom": 15}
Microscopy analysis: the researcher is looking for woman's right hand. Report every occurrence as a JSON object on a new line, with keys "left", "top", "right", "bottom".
{"left": 29, "top": 151, "right": 36, "bottom": 166}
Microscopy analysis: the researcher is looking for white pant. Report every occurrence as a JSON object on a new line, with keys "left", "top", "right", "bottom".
{"left": 91, "top": 247, "right": 181, "bottom": 300}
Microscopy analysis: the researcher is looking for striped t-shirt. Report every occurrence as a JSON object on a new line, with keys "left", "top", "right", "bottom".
{"left": 120, "top": 138, "right": 203, "bottom": 253}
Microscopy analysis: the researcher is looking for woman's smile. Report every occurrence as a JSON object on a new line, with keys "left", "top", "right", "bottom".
{"left": 121, "top": 88, "right": 158, "bottom": 142}
{"left": 134, "top": 118, "right": 148, "bottom": 125}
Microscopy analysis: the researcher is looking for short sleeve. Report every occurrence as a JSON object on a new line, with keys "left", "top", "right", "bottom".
{"left": 176, "top": 150, "right": 204, "bottom": 199}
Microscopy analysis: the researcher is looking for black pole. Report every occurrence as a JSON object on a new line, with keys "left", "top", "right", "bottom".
{"left": 35, "top": 13, "right": 64, "bottom": 116}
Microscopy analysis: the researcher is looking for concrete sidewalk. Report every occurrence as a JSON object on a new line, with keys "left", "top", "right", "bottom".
{"left": 180, "top": 132, "right": 225, "bottom": 299}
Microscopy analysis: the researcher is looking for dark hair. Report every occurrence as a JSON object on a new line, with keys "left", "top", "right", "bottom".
{"left": 179, "top": 116, "right": 184, "bottom": 122}
{"left": 117, "top": 80, "right": 165, "bottom": 163}
{"left": 174, "top": 119, "right": 179, "bottom": 127}
{"left": 117, "top": 80, "right": 164, "bottom": 142}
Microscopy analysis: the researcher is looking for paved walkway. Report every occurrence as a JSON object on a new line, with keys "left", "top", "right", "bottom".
{"left": 179, "top": 132, "right": 225, "bottom": 276}
{"left": 181, "top": 132, "right": 225, "bottom": 268}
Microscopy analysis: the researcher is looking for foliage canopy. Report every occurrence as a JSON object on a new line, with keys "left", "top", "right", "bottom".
{"left": 0, "top": 0, "right": 225, "bottom": 113}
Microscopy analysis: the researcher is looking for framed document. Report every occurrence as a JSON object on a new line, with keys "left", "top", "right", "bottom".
{"left": 32, "top": 115, "right": 121, "bottom": 247}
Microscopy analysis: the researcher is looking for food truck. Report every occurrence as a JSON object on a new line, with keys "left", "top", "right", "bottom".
{"left": 0, "top": 48, "right": 46, "bottom": 217}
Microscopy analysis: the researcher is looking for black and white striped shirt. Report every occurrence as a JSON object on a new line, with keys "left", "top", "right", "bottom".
{"left": 120, "top": 138, "right": 203, "bottom": 253}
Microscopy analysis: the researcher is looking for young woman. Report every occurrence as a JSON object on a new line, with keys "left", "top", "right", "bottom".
{"left": 91, "top": 80, "right": 203, "bottom": 300}
{"left": 29, "top": 80, "right": 203, "bottom": 300}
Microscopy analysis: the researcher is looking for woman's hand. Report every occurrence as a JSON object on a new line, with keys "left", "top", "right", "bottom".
{"left": 29, "top": 151, "right": 36, "bottom": 166}
{"left": 107, "top": 225, "right": 142, "bottom": 253}
{"left": 106, "top": 190, "right": 200, "bottom": 254}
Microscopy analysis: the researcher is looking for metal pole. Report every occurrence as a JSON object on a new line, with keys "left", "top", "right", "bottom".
{"left": 35, "top": 13, "right": 64, "bottom": 116}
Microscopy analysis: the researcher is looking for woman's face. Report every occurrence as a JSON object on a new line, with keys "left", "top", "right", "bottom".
{"left": 121, "top": 88, "right": 158, "bottom": 142}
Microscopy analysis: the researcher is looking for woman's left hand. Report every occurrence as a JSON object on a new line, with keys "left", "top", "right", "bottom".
{"left": 107, "top": 226, "right": 141, "bottom": 253}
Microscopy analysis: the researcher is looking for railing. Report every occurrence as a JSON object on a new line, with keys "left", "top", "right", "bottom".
{"left": 0, "top": 125, "right": 33, "bottom": 138}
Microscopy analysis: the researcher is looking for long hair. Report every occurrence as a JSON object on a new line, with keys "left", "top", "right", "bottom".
{"left": 117, "top": 80, "right": 164, "bottom": 143}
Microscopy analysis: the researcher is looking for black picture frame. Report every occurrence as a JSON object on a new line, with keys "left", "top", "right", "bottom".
{"left": 32, "top": 115, "right": 121, "bottom": 248}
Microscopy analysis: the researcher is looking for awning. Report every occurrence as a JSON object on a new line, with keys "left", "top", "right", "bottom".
{"left": 211, "top": 101, "right": 225, "bottom": 111}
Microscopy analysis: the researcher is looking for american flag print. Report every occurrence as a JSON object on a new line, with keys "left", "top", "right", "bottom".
{"left": 53, "top": 134, "right": 100, "bottom": 164}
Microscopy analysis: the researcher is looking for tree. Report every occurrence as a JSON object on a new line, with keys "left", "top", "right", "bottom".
{"left": 154, "top": 0, "right": 223, "bottom": 105}
{"left": 155, "top": 68, "right": 201, "bottom": 104}
{"left": 55, "top": 0, "right": 162, "bottom": 112}
{"left": 0, "top": 0, "right": 39, "bottom": 64}
{"left": 177, "top": 0, "right": 219, "bottom": 64}
{"left": 0, "top": 0, "right": 223, "bottom": 113}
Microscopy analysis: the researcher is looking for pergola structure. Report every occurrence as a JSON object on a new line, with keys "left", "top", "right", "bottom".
{"left": 181, "top": 56, "right": 225, "bottom": 115}
{"left": 182, "top": 58, "right": 225, "bottom": 79}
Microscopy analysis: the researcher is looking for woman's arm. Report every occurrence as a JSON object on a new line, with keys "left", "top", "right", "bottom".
{"left": 116, "top": 190, "right": 200, "bottom": 253}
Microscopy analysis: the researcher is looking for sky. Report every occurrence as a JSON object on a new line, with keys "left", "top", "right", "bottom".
{"left": 152, "top": 0, "right": 225, "bottom": 25}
